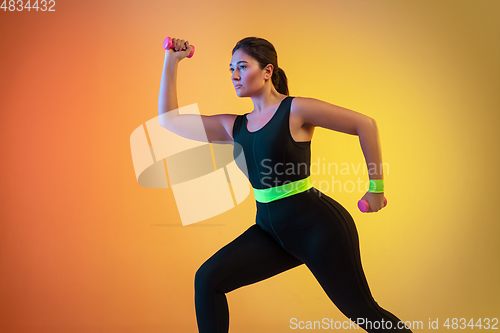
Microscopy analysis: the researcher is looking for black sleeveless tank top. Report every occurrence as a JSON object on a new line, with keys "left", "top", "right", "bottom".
{"left": 232, "top": 96, "right": 311, "bottom": 190}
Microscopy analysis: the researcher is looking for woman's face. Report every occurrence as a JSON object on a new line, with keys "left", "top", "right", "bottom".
{"left": 230, "top": 49, "right": 270, "bottom": 97}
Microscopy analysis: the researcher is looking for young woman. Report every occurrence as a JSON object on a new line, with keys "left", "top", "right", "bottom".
{"left": 158, "top": 36, "right": 413, "bottom": 333}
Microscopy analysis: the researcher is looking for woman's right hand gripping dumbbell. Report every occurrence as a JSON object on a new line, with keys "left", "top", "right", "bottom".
{"left": 163, "top": 37, "right": 195, "bottom": 61}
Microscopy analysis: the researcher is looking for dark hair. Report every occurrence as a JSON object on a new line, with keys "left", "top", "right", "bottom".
{"left": 232, "top": 37, "right": 289, "bottom": 96}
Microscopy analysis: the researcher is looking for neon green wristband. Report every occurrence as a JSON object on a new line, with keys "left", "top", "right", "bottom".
{"left": 369, "top": 179, "right": 384, "bottom": 193}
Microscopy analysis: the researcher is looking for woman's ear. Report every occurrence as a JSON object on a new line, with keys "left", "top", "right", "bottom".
{"left": 264, "top": 64, "right": 274, "bottom": 80}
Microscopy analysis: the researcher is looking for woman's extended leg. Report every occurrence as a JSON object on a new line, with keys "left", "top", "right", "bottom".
{"left": 277, "top": 193, "right": 413, "bottom": 332}
{"left": 194, "top": 224, "right": 303, "bottom": 333}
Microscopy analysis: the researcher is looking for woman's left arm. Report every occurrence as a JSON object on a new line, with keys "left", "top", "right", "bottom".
{"left": 293, "top": 97, "right": 385, "bottom": 212}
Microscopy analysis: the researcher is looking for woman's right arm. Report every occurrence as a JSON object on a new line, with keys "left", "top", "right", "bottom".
{"left": 158, "top": 39, "right": 236, "bottom": 143}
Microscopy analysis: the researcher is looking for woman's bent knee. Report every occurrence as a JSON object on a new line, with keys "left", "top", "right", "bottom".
{"left": 195, "top": 259, "right": 221, "bottom": 293}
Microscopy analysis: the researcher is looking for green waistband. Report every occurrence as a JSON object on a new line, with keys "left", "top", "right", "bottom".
{"left": 253, "top": 176, "right": 313, "bottom": 203}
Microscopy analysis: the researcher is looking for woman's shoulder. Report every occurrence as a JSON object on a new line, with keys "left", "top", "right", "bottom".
{"left": 290, "top": 96, "right": 313, "bottom": 115}
{"left": 290, "top": 96, "right": 336, "bottom": 115}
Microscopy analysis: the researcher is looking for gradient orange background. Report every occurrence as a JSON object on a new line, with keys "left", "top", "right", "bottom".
{"left": 1, "top": 0, "right": 499, "bottom": 332}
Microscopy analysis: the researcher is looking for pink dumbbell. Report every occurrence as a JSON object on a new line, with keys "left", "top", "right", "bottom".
{"left": 358, "top": 197, "right": 388, "bottom": 213}
{"left": 163, "top": 37, "right": 195, "bottom": 58}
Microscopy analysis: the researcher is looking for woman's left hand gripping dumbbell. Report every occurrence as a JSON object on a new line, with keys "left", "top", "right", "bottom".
{"left": 163, "top": 37, "right": 195, "bottom": 61}
{"left": 358, "top": 192, "right": 387, "bottom": 213}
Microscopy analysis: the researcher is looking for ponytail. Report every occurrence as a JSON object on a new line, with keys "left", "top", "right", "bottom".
{"left": 273, "top": 67, "right": 289, "bottom": 96}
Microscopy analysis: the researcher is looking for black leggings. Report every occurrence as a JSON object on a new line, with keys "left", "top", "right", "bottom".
{"left": 195, "top": 188, "right": 412, "bottom": 332}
